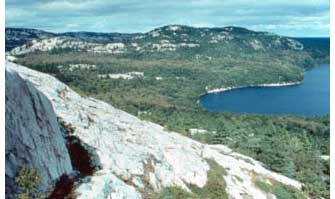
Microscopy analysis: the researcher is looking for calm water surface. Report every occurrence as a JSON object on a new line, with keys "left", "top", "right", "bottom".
{"left": 200, "top": 64, "right": 330, "bottom": 116}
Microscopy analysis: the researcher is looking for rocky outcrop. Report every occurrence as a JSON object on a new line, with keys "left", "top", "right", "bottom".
{"left": 5, "top": 28, "right": 140, "bottom": 52}
{"left": 5, "top": 69, "right": 73, "bottom": 198}
{"left": 5, "top": 28, "right": 56, "bottom": 51}
{"left": 7, "top": 62, "right": 305, "bottom": 199}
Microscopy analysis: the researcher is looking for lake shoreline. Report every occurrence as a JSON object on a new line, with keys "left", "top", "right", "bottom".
{"left": 205, "top": 81, "right": 303, "bottom": 94}
{"left": 199, "top": 64, "right": 329, "bottom": 116}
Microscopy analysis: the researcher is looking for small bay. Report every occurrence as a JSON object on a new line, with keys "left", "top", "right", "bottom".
{"left": 200, "top": 64, "right": 330, "bottom": 116}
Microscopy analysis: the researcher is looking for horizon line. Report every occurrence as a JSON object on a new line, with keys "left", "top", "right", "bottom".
{"left": 5, "top": 24, "right": 330, "bottom": 38}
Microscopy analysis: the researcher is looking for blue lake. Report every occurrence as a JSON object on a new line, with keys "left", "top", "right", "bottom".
{"left": 200, "top": 64, "right": 330, "bottom": 116}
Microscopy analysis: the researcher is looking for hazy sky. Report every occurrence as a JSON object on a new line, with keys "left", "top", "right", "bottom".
{"left": 6, "top": 0, "right": 329, "bottom": 37}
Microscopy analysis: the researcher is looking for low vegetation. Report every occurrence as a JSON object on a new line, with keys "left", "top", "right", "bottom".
{"left": 153, "top": 187, "right": 197, "bottom": 199}
{"left": 188, "top": 159, "right": 228, "bottom": 199}
{"left": 255, "top": 179, "right": 307, "bottom": 199}
{"left": 15, "top": 165, "right": 46, "bottom": 199}
{"left": 153, "top": 159, "right": 228, "bottom": 199}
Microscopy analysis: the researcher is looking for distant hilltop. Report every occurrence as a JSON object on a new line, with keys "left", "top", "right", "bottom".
{"left": 6, "top": 25, "right": 305, "bottom": 55}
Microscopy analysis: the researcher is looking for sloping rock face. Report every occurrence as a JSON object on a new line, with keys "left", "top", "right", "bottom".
{"left": 5, "top": 69, "right": 73, "bottom": 198}
{"left": 7, "top": 62, "right": 304, "bottom": 199}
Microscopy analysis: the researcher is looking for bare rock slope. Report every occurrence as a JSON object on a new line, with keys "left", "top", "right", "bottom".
{"left": 7, "top": 62, "right": 304, "bottom": 199}
{"left": 5, "top": 68, "right": 73, "bottom": 198}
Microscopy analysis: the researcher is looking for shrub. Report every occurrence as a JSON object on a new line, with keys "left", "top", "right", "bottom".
{"left": 15, "top": 165, "right": 45, "bottom": 199}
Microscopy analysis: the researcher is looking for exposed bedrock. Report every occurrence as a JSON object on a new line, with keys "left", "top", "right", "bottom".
{"left": 5, "top": 70, "right": 73, "bottom": 198}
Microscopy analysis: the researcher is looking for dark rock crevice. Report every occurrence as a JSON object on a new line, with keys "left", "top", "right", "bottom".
{"left": 47, "top": 119, "right": 101, "bottom": 199}
{"left": 58, "top": 118, "right": 101, "bottom": 175}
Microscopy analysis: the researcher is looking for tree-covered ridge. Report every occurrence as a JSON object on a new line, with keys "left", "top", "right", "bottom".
{"left": 8, "top": 25, "right": 330, "bottom": 198}
{"left": 8, "top": 25, "right": 322, "bottom": 64}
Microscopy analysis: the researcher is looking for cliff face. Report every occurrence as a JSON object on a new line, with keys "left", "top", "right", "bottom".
{"left": 5, "top": 69, "right": 73, "bottom": 198}
{"left": 6, "top": 61, "right": 306, "bottom": 199}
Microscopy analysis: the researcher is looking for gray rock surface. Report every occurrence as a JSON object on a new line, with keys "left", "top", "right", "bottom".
{"left": 5, "top": 70, "right": 73, "bottom": 198}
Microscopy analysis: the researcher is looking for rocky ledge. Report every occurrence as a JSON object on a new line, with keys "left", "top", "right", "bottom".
{"left": 6, "top": 61, "right": 304, "bottom": 199}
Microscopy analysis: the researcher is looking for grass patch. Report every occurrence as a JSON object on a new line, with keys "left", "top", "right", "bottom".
{"left": 153, "top": 159, "right": 228, "bottom": 199}
{"left": 188, "top": 159, "right": 228, "bottom": 199}
{"left": 152, "top": 187, "right": 197, "bottom": 199}
{"left": 255, "top": 180, "right": 273, "bottom": 193}
{"left": 255, "top": 179, "right": 307, "bottom": 199}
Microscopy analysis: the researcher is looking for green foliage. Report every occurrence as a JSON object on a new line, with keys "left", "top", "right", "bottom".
{"left": 255, "top": 179, "right": 307, "bottom": 199}
{"left": 295, "top": 38, "right": 330, "bottom": 64}
{"left": 188, "top": 159, "right": 228, "bottom": 199}
{"left": 153, "top": 187, "right": 197, "bottom": 199}
{"left": 255, "top": 180, "right": 273, "bottom": 193}
{"left": 15, "top": 165, "right": 45, "bottom": 199}
{"left": 154, "top": 159, "right": 227, "bottom": 199}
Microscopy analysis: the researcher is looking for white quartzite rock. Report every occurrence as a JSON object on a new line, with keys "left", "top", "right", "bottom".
{"left": 7, "top": 62, "right": 303, "bottom": 199}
